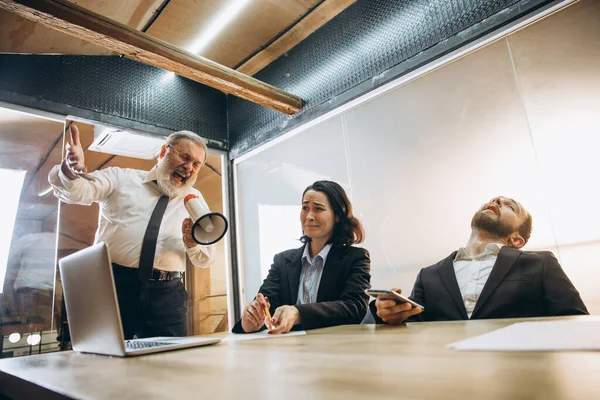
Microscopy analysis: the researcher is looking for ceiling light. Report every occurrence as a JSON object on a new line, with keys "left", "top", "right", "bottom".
{"left": 160, "top": 71, "right": 176, "bottom": 83}
{"left": 0, "top": 168, "right": 26, "bottom": 294}
{"left": 187, "top": 0, "right": 253, "bottom": 55}
{"left": 8, "top": 333, "right": 21, "bottom": 343}
{"left": 27, "top": 334, "right": 41, "bottom": 346}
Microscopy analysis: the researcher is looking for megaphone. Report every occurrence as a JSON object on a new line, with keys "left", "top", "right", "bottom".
{"left": 184, "top": 194, "right": 228, "bottom": 245}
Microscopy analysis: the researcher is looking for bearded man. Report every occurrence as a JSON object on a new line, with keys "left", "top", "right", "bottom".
{"left": 49, "top": 124, "right": 215, "bottom": 338}
{"left": 371, "top": 196, "right": 588, "bottom": 324}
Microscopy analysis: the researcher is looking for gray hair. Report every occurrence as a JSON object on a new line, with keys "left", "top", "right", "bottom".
{"left": 166, "top": 130, "right": 208, "bottom": 162}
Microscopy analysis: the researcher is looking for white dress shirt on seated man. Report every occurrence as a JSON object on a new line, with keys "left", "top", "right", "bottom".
{"left": 453, "top": 242, "right": 503, "bottom": 318}
{"left": 49, "top": 165, "right": 215, "bottom": 272}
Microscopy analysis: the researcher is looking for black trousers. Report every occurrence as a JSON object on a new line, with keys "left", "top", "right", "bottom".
{"left": 112, "top": 264, "right": 188, "bottom": 339}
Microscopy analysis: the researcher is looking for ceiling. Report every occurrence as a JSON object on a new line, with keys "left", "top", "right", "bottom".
{"left": 0, "top": 0, "right": 323, "bottom": 69}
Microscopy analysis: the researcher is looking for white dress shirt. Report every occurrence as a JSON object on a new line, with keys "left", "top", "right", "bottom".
{"left": 453, "top": 243, "right": 503, "bottom": 318}
{"left": 48, "top": 165, "right": 215, "bottom": 272}
{"left": 296, "top": 243, "right": 332, "bottom": 305}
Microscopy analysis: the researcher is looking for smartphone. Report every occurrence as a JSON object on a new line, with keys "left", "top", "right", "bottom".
{"left": 365, "top": 289, "right": 425, "bottom": 310}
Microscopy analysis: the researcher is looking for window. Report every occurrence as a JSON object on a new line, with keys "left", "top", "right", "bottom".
{"left": 0, "top": 168, "right": 26, "bottom": 293}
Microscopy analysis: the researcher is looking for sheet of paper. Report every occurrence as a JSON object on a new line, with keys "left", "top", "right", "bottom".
{"left": 448, "top": 319, "right": 600, "bottom": 351}
{"left": 223, "top": 330, "right": 307, "bottom": 342}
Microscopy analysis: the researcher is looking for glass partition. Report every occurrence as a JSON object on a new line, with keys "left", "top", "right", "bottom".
{"left": 1, "top": 112, "right": 229, "bottom": 358}
{"left": 0, "top": 106, "right": 64, "bottom": 358}
{"left": 233, "top": 1, "right": 600, "bottom": 316}
{"left": 51, "top": 118, "right": 229, "bottom": 351}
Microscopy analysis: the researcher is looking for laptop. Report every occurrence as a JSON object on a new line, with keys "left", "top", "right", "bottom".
{"left": 59, "top": 242, "right": 220, "bottom": 356}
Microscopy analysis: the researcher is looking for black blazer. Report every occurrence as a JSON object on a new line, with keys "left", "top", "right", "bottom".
{"left": 233, "top": 244, "right": 371, "bottom": 333}
{"left": 370, "top": 247, "right": 588, "bottom": 323}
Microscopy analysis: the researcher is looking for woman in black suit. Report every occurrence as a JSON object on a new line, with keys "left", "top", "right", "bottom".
{"left": 233, "top": 180, "right": 371, "bottom": 334}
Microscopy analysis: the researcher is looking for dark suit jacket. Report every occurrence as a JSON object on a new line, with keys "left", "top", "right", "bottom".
{"left": 370, "top": 247, "right": 588, "bottom": 323}
{"left": 233, "top": 244, "right": 371, "bottom": 333}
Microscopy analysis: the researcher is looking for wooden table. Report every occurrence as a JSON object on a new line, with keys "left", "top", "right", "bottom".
{"left": 1, "top": 316, "right": 599, "bottom": 400}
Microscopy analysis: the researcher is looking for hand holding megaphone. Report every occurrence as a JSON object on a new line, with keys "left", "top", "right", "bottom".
{"left": 183, "top": 194, "right": 228, "bottom": 245}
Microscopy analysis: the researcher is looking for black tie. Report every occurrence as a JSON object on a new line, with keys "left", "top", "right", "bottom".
{"left": 138, "top": 195, "right": 170, "bottom": 281}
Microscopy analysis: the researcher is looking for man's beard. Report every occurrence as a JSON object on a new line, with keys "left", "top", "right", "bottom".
{"left": 471, "top": 210, "right": 514, "bottom": 238}
{"left": 155, "top": 160, "right": 196, "bottom": 199}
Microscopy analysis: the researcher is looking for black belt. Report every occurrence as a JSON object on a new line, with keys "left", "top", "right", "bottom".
{"left": 112, "top": 264, "right": 183, "bottom": 281}
{"left": 150, "top": 269, "right": 182, "bottom": 281}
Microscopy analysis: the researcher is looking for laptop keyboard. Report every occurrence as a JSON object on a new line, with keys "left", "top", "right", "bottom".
{"left": 125, "top": 340, "right": 172, "bottom": 350}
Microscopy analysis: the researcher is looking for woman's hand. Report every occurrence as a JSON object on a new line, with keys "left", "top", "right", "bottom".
{"left": 268, "top": 305, "right": 301, "bottom": 334}
{"left": 241, "top": 293, "right": 270, "bottom": 333}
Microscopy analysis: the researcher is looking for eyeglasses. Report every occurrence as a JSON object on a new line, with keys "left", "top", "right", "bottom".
{"left": 166, "top": 145, "right": 205, "bottom": 171}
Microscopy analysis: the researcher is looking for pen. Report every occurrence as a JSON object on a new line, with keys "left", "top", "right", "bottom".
{"left": 264, "top": 303, "right": 274, "bottom": 330}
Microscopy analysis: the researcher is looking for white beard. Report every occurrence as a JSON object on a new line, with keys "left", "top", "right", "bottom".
{"left": 155, "top": 160, "right": 196, "bottom": 199}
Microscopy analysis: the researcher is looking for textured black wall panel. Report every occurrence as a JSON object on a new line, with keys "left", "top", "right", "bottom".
{"left": 0, "top": 55, "right": 227, "bottom": 147}
{"left": 228, "top": 0, "right": 553, "bottom": 158}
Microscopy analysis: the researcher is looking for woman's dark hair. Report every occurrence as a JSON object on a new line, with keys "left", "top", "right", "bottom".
{"left": 300, "top": 180, "right": 365, "bottom": 246}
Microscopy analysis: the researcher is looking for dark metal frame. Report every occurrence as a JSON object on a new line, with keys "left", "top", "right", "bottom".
{"left": 0, "top": 55, "right": 228, "bottom": 150}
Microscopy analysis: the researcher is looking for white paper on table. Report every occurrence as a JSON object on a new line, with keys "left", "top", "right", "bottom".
{"left": 223, "top": 330, "right": 307, "bottom": 342}
{"left": 448, "top": 319, "right": 600, "bottom": 351}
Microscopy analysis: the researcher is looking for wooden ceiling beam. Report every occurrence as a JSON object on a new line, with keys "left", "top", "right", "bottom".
{"left": 0, "top": 0, "right": 303, "bottom": 114}
{"left": 237, "top": 0, "right": 357, "bottom": 76}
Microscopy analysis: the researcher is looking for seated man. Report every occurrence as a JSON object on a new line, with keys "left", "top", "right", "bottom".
{"left": 372, "top": 196, "right": 588, "bottom": 324}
